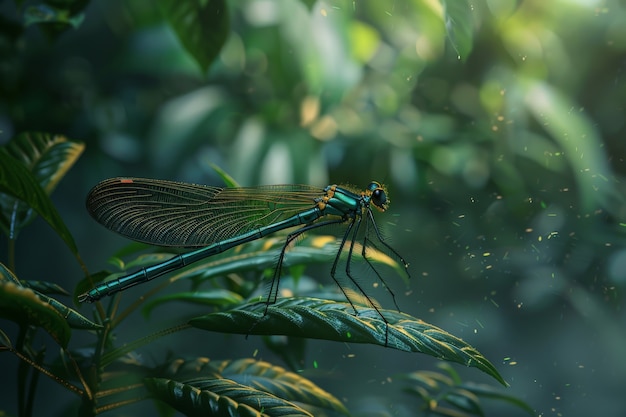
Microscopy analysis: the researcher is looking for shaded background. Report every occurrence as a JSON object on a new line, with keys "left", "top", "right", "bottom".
{"left": 2, "top": 0, "right": 626, "bottom": 415}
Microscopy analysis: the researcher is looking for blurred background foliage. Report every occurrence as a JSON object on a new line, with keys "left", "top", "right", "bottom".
{"left": 1, "top": 0, "right": 626, "bottom": 415}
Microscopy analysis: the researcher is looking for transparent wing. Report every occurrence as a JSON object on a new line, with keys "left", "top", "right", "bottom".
{"left": 86, "top": 178, "right": 325, "bottom": 247}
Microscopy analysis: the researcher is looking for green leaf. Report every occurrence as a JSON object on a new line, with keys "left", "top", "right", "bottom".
{"left": 216, "top": 358, "right": 349, "bottom": 416}
{"left": 145, "top": 377, "right": 313, "bottom": 417}
{"left": 160, "top": 357, "right": 348, "bottom": 415}
{"left": 443, "top": 0, "right": 474, "bottom": 60}
{"left": 161, "top": 357, "right": 222, "bottom": 380}
{"left": 175, "top": 235, "right": 408, "bottom": 288}
{"left": 5, "top": 132, "right": 84, "bottom": 195}
{"left": 459, "top": 383, "right": 535, "bottom": 415}
{"left": 39, "top": 293, "right": 102, "bottom": 330}
{"left": 22, "top": 280, "right": 70, "bottom": 296}
{"left": 142, "top": 290, "right": 244, "bottom": 317}
{"left": 0, "top": 263, "right": 100, "bottom": 331}
{"left": 1, "top": 132, "right": 84, "bottom": 236}
{"left": 209, "top": 163, "right": 241, "bottom": 188}
{"left": 400, "top": 364, "right": 534, "bottom": 416}
{"left": 0, "top": 148, "right": 79, "bottom": 255}
{"left": 159, "top": 0, "right": 230, "bottom": 73}
{"left": 189, "top": 298, "right": 507, "bottom": 386}
{"left": 0, "top": 269, "right": 71, "bottom": 348}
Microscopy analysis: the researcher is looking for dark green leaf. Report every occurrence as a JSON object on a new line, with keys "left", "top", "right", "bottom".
{"left": 22, "top": 280, "right": 69, "bottom": 296}
{"left": 5, "top": 132, "right": 85, "bottom": 194}
{"left": 189, "top": 298, "right": 507, "bottom": 386}
{"left": 159, "top": 0, "right": 230, "bottom": 73}
{"left": 160, "top": 357, "right": 347, "bottom": 415}
{"left": 0, "top": 263, "right": 100, "bottom": 331}
{"left": 39, "top": 294, "right": 102, "bottom": 330}
{"left": 142, "top": 290, "right": 244, "bottom": 317}
{"left": 0, "top": 148, "right": 79, "bottom": 254}
{"left": 178, "top": 235, "right": 407, "bottom": 287}
{"left": 443, "top": 0, "right": 474, "bottom": 60}
{"left": 216, "top": 358, "right": 349, "bottom": 415}
{"left": 145, "top": 377, "right": 312, "bottom": 417}
{"left": 460, "top": 383, "right": 535, "bottom": 415}
{"left": 0, "top": 278, "right": 71, "bottom": 348}
{"left": 161, "top": 357, "right": 222, "bottom": 381}
{"left": 2, "top": 132, "right": 84, "bottom": 235}
{"left": 401, "top": 366, "right": 534, "bottom": 416}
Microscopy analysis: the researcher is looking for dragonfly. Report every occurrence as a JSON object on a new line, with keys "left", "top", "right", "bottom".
{"left": 79, "top": 178, "right": 410, "bottom": 325}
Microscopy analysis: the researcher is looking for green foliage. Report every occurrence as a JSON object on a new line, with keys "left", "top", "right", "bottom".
{"left": 0, "top": 147, "right": 80, "bottom": 254}
{"left": 0, "top": 131, "right": 525, "bottom": 416}
{"left": 400, "top": 364, "right": 534, "bottom": 416}
{"left": 4, "top": 0, "right": 622, "bottom": 415}
{"left": 158, "top": 0, "right": 230, "bottom": 74}
{"left": 190, "top": 298, "right": 506, "bottom": 386}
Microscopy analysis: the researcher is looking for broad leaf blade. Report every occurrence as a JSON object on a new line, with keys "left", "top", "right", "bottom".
{"left": 159, "top": 0, "right": 230, "bottom": 73}
{"left": 0, "top": 263, "right": 100, "bottom": 332}
{"left": 6, "top": 132, "right": 84, "bottom": 194}
{"left": 0, "top": 149, "right": 79, "bottom": 254}
{"left": 190, "top": 298, "right": 507, "bottom": 386}
{"left": 0, "top": 267, "right": 71, "bottom": 347}
{"left": 216, "top": 358, "right": 349, "bottom": 416}
{"left": 145, "top": 377, "right": 312, "bottom": 417}
{"left": 179, "top": 235, "right": 407, "bottom": 286}
{"left": 443, "top": 0, "right": 474, "bottom": 60}
{"left": 2, "top": 132, "right": 84, "bottom": 234}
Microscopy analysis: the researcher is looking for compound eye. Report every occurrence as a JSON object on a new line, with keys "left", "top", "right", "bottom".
{"left": 371, "top": 187, "right": 388, "bottom": 211}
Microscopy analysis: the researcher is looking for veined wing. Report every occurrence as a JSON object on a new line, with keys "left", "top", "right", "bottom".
{"left": 86, "top": 178, "right": 326, "bottom": 247}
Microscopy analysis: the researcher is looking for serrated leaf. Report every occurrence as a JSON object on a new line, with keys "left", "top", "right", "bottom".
{"left": 146, "top": 377, "right": 312, "bottom": 417}
{"left": 216, "top": 358, "right": 349, "bottom": 416}
{"left": 159, "top": 356, "right": 344, "bottom": 414}
{"left": 162, "top": 357, "right": 222, "bottom": 381}
{"left": 159, "top": 0, "right": 230, "bottom": 73}
{"left": 0, "top": 280, "right": 71, "bottom": 347}
{"left": 0, "top": 148, "right": 79, "bottom": 254}
{"left": 142, "top": 290, "right": 244, "bottom": 317}
{"left": 189, "top": 298, "right": 507, "bottom": 386}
